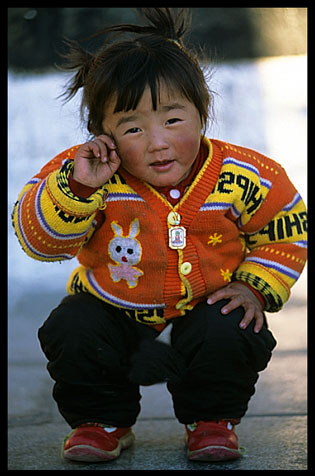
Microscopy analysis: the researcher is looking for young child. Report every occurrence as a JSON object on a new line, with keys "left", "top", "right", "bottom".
{"left": 12, "top": 8, "right": 307, "bottom": 463}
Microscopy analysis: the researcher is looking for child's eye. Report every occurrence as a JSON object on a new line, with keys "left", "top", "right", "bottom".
{"left": 125, "top": 127, "right": 141, "bottom": 134}
{"left": 166, "top": 118, "right": 181, "bottom": 125}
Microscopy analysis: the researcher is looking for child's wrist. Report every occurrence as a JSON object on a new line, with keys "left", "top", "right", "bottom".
{"left": 235, "top": 281, "right": 266, "bottom": 310}
{"left": 68, "top": 170, "right": 99, "bottom": 198}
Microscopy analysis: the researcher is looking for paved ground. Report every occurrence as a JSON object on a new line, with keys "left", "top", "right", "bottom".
{"left": 8, "top": 276, "right": 307, "bottom": 470}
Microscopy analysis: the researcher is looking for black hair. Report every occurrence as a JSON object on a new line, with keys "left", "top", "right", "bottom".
{"left": 60, "top": 8, "right": 212, "bottom": 136}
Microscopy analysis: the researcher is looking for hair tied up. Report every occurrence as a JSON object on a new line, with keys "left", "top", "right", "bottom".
{"left": 86, "top": 8, "right": 190, "bottom": 47}
{"left": 58, "top": 38, "right": 96, "bottom": 102}
{"left": 139, "top": 8, "right": 189, "bottom": 43}
{"left": 168, "top": 38, "right": 184, "bottom": 49}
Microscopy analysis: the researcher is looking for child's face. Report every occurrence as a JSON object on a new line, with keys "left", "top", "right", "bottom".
{"left": 102, "top": 84, "right": 202, "bottom": 187}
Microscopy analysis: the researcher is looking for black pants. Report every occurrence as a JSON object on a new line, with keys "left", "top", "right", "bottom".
{"left": 38, "top": 293, "right": 276, "bottom": 428}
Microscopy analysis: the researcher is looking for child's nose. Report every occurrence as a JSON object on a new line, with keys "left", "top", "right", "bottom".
{"left": 147, "top": 131, "right": 169, "bottom": 153}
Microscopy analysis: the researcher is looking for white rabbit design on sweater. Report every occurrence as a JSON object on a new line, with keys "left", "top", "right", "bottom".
{"left": 108, "top": 218, "right": 144, "bottom": 288}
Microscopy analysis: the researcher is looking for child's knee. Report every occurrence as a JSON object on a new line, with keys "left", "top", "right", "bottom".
{"left": 38, "top": 294, "right": 104, "bottom": 356}
{"left": 193, "top": 299, "right": 246, "bottom": 339}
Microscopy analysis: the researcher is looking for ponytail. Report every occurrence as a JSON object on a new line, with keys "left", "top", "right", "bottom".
{"left": 101, "top": 8, "right": 190, "bottom": 45}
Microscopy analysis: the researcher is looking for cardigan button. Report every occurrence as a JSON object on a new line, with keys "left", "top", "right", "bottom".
{"left": 167, "top": 211, "right": 181, "bottom": 226}
{"left": 169, "top": 189, "right": 181, "bottom": 199}
{"left": 180, "top": 262, "right": 192, "bottom": 275}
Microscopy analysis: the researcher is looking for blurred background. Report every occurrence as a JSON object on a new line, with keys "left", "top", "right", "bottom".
{"left": 8, "top": 7, "right": 307, "bottom": 69}
{"left": 8, "top": 7, "right": 307, "bottom": 374}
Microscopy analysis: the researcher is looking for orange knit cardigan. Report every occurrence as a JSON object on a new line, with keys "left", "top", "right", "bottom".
{"left": 12, "top": 137, "right": 307, "bottom": 331}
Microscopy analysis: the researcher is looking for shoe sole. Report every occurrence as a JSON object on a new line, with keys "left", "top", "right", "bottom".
{"left": 63, "top": 431, "right": 135, "bottom": 462}
{"left": 188, "top": 445, "right": 242, "bottom": 462}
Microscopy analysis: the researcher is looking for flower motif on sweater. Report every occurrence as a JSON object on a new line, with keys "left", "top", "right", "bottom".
{"left": 207, "top": 232, "right": 223, "bottom": 246}
{"left": 220, "top": 268, "right": 233, "bottom": 282}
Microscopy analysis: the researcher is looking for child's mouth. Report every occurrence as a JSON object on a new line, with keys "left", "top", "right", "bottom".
{"left": 150, "top": 159, "right": 175, "bottom": 172}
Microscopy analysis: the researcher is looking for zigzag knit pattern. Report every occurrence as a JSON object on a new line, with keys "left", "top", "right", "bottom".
{"left": 12, "top": 138, "right": 307, "bottom": 331}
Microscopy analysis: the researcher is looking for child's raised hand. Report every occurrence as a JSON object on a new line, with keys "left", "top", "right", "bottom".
{"left": 207, "top": 282, "right": 264, "bottom": 333}
{"left": 73, "top": 135, "right": 121, "bottom": 188}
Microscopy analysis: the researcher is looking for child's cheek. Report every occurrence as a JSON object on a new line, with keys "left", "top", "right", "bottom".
{"left": 175, "top": 133, "right": 201, "bottom": 162}
{"left": 117, "top": 142, "right": 142, "bottom": 171}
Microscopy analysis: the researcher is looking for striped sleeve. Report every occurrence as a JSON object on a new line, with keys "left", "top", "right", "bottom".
{"left": 233, "top": 166, "right": 307, "bottom": 312}
{"left": 12, "top": 146, "right": 108, "bottom": 262}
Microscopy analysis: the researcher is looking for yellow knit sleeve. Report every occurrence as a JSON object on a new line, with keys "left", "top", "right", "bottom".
{"left": 12, "top": 158, "right": 108, "bottom": 262}
{"left": 45, "top": 160, "right": 108, "bottom": 217}
{"left": 234, "top": 191, "right": 307, "bottom": 312}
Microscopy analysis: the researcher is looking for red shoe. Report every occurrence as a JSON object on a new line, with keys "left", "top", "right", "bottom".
{"left": 185, "top": 420, "right": 243, "bottom": 462}
{"left": 62, "top": 423, "right": 135, "bottom": 462}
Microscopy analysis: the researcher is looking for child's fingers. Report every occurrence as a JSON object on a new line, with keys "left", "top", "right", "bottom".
{"left": 96, "top": 135, "right": 117, "bottom": 163}
{"left": 81, "top": 135, "right": 116, "bottom": 163}
{"left": 207, "top": 285, "right": 264, "bottom": 334}
{"left": 221, "top": 296, "right": 264, "bottom": 333}
{"left": 91, "top": 137, "right": 110, "bottom": 163}
{"left": 239, "top": 309, "right": 264, "bottom": 333}
{"left": 220, "top": 294, "right": 245, "bottom": 314}
{"left": 109, "top": 149, "right": 121, "bottom": 166}
{"left": 79, "top": 140, "right": 99, "bottom": 158}
{"left": 239, "top": 308, "right": 255, "bottom": 329}
{"left": 207, "top": 287, "right": 234, "bottom": 305}
{"left": 253, "top": 313, "right": 264, "bottom": 333}
{"left": 107, "top": 149, "right": 121, "bottom": 174}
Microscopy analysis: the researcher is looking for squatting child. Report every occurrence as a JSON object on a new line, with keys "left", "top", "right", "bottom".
{"left": 12, "top": 8, "right": 307, "bottom": 463}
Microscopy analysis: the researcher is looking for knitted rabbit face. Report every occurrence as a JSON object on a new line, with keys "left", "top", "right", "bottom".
{"left": 108, "top": 219, "right": 142, "bottom": 266}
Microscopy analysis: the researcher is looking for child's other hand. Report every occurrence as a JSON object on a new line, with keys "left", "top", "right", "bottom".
{"left": 207, "top": 282, "right": 264, "bottom": 333}
{"left": 73, "top": 135, "right": 121, "bottom": 188}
